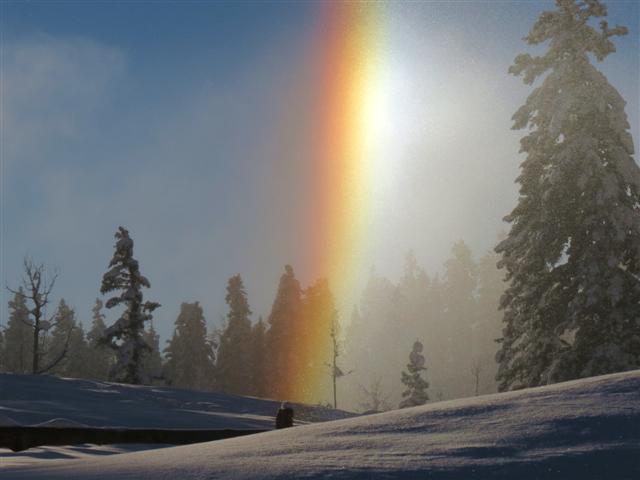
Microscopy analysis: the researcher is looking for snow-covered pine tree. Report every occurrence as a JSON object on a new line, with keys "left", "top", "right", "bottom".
{"left": 86, "top": 299, "right": 113, "bottom": 380}
{"left": 164, "top": 302, "right": 215, "bottom": 390}
{"left": 3, "top": 289, "right": 33, "bottom": 373}
{"left": 265, "top": 265, "right": 302, "bottom": 400}
{"left": 496, "top": 0, "right": 640, "bottom": 390}
{"left": 399, "top": 340, "right": 429, "bottom": 408}
{"left": 100, "top": 226, "right": 160, "bottom": 384}
{"left": 216, "top": 274, "right": 253, "bottom": 395}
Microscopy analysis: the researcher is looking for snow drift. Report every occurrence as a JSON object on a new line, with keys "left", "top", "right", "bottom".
{"left": 3, "top": 370, "right": 639, "bottom": 479}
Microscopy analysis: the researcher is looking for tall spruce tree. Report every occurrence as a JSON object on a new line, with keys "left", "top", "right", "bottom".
{"left": 249, "top": 317, "right": 268, "bottom": 397}
{"left": 86, "top": 299, "right": 113, "bottom": 380}
{"left": 100, "top": 226, "right": 160, "bottom": 384}
{"left": 399, "top": 340, "right": 429, "bottom": 408}
{"left": 265, "top": 265, "right": 302, "bottom": 400}
{"left": 164, "top": 302, "right": 215, "bottom": 390}
{"left": 3, "top": 289, "right": 32, "bottom": 373}
{"left": 497, "top": 0, "right": 640, "bottom": 390}
{"left": 69, "top": 322, "right": 89, "bottom": 378}
{"left": 216, "top": 275, "right": 253, "bottom": 395}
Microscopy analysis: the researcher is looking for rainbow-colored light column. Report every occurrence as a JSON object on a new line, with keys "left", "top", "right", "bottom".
{"left": 278, "top": 2, "right": 388, "bottom": 403}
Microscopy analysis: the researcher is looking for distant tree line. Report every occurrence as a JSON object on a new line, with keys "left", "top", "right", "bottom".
{"left": 0, "top": 230, "right": 339, "bottom": 403}
{"left": 0, "top": 235, "right": 502, "bottom": 410}
{"left": 0, "top": 231, "right": 523, "bottom": 412}
{"left": 344, "top": 244, "right": 505, "bottom": 410}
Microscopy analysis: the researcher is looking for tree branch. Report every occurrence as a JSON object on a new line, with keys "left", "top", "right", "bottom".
{"left": 36, "top": 325, "right": 74, "bottom": 375}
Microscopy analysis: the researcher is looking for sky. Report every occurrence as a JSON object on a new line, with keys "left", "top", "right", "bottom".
{"left": 1, "top": 0, "right": 638, "bottom": 344}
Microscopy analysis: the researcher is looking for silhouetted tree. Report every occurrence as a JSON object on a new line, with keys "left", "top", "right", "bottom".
{"left": 2, "top": 289, "right": 32, "bottom": 373}
{"left": 47, "top": 299, "right": 89, "bottom": 378}
{"left": 249, "top": 317, "right": 268, "bottom": 397}
{"left": 7, "top": 258, "right": 64, "bottom": 374}
{"left": 216, "top": 274, "right": 253, "bottom": 395}
{"left": 141, "top": 323, "right": 163, "bottom": 384}
{"left": 265, "top": 265, "right": 302, "bottom": 400}
{"left": 164, "top": 302, "right": 215, "bottom": 390}
{"left": 86, "top": 299, "right": 113, "bottom": 380}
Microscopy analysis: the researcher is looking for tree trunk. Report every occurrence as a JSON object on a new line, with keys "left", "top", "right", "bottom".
{"left": 32, "top": 326, "right": 39, "bottom": 374}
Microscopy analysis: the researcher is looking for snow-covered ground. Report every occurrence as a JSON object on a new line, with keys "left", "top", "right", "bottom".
{"left": 0, "top": 374, "right": 352, "bottom": 429}
{"left": 2, "top": 370, "right": 640, "bottom": 479}
{"left": 0, "top": 373, "right": 353, "bottom": 469}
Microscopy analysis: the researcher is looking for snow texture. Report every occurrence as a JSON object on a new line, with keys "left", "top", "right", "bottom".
{"left": 32, "top": 419, "right": 89, "bottom": 428}
{"left": 3, "top": 370, "right": 639, "bottom": 479}
{"left": 0, "top": 374, "right": 353, "bottom": 430}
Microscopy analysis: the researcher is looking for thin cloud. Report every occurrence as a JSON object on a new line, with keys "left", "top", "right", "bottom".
{"left": 3, "top": 34, "right": 126, "bottom": 166}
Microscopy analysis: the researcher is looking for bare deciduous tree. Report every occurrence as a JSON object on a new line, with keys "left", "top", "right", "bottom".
{"left": 7, "top": 257, "right": 71, "bottom": 374}
{"left": 326, "top": 318, "right": 352, "bottom": 409}
{"left": 471, "top": 357, "right": 483, "bottom": 396}
{"left": 358, "top": 375, "right": 392, "bottom": 412}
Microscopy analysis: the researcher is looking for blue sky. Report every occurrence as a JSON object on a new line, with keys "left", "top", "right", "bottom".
{"left": 1, "top": 0, "right": 638, "bottom": 342}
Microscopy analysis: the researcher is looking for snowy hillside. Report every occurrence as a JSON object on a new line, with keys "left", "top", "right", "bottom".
{"left": 4, "top": 370, "right": 639, "bottom": 479}
{"left": 0, "top": 374, "right": 353, "bottom": 430}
